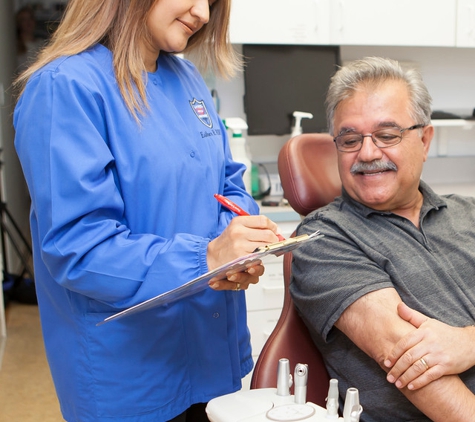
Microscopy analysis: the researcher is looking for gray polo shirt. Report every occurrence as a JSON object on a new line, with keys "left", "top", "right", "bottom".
{"left": 291, "top": 180, "right": 475, "bottom": 422}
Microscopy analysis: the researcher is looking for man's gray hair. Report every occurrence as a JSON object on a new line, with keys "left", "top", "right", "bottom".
{"left": 325, "top": 57, "right": 432, "bottom": 135}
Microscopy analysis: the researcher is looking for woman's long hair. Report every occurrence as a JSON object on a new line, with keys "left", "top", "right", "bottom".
{"left": 14, "top": 0, "right": 241, "bottom": 121}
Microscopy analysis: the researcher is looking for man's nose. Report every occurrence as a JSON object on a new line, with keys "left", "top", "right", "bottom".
{"left": 357, "top": 135, "right": 383, "bottom": 160}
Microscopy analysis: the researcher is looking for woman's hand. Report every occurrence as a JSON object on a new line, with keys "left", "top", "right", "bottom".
{"left": 208, "top": 262, "right": 265, "bottom": 291}
{"left": 207, "top": 215, "right": 280, "bottom": 291}
{"left": 384, "top": 302, "right": 475, "bottom": 390}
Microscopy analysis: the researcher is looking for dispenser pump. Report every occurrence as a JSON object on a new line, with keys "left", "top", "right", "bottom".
{"left": 290, "top": 111, "right": 313, "bottom": 138}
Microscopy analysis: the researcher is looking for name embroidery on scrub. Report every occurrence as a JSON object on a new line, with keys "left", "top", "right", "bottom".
{"left": 190, "top": 98, "right": 213, "bottom": 129}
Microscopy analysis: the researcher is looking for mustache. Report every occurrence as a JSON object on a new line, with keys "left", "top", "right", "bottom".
{"left": 350, "top": 160, "right": 398, "bottom": 174}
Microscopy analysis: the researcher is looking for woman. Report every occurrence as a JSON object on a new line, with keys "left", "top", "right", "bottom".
{"left": 13, "top": 1, "right": 281, "bottom": 421}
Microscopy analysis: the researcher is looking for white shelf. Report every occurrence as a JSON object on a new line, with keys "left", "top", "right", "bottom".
{"left": 431, "top": 119, "right": 475, "bottom": 128}
{"left": 430, "top": 182, "right": 475, "bottom": 197}
{"left": 259, "top": 205, "right": 300, "bottom": 223}
{"left": 431, "top": 119, "right": 475, "bottom": 156}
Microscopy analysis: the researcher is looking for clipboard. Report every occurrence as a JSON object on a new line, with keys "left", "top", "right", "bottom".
{"left": 98, "top": 231, "right": 322, "bottom": 325}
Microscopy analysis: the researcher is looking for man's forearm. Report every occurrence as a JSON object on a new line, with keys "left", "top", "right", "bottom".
{"left": 402, "top": 374, "right": 475, "bottom": 422}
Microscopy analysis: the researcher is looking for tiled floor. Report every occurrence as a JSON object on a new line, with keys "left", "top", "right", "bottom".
{"left": 0, "top": 302, "right": 63, "bottom": 421}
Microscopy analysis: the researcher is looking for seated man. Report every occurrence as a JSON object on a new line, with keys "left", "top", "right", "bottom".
{"left": 290, "top": 56, "right": 475, "bottom": 421}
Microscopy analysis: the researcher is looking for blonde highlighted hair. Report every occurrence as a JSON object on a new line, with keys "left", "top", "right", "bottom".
{"left": 14, "top": 0, "right": 241, "bottom": 121}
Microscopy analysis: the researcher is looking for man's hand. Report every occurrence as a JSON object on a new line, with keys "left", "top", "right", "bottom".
{"left": 334, "top": 289, "right": 475, "bottom": 421}
{"left": 384, "top": 302, "right": 475, "bottom": 390}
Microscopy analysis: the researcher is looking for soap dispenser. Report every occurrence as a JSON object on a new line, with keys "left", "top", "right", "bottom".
{"left": 290, "top": 111, "right": 314, "bottom": 138}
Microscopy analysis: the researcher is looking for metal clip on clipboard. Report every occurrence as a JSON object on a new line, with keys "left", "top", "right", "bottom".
{"left": 253, "top": 232, "right": 322, "bottom": 256}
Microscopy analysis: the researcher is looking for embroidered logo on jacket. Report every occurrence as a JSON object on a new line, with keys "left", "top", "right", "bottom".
{"left": 189, "top": 98, "right": 213, "bottom": 128}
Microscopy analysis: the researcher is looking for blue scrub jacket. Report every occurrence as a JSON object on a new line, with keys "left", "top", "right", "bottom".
{"left": 14, "top": 44, "right": 258, "bottom": 421}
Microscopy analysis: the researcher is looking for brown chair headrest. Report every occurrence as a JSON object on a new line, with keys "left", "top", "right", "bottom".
{"left": 278, "top": 134, "right": 341, "bottom": 216}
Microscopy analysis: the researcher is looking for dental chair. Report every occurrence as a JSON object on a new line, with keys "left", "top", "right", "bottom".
{"left": 250, "top": 133, "right": 341, "bottom": 408}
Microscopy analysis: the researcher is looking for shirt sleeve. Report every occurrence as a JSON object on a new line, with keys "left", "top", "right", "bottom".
{"left": 14, "top": 66, "right": 253, "bottom": 310}
{"left": 290, "top": 211, "right": 394, "bottom": 341}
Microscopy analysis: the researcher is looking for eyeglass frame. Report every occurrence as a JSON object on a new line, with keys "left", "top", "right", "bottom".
{"left": 333, "top": 124, "right": 426, "bottom": 152}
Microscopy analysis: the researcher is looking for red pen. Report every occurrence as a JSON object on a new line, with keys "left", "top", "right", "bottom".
{"left": 214, "top": 193, "right": 285, "bottom": 240}
{"left": 214, "top": 193, "right": 250, "bottom": 216}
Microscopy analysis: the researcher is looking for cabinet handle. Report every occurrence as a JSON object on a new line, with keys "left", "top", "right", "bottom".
{"left": 337, "top": 0, "right": 345, "bottom": 32}
{"left": 312, "top": 0, "right": 319, "bottom": 33}
{"left": 470, "top": 5, "right": 475, "bottom": 37}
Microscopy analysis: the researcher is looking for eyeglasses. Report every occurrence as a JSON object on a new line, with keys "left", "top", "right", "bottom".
{"left": 333, "top": 124, "right": 426, "bottom": 152}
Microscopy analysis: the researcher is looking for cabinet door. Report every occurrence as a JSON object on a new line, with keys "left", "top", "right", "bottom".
{"left": 457, "top": 0, "right": 475, "bottom": 46}
{"left": 229, "top": 0, "right": 330, "bottom": 44}
{"left": 330, "top": 0, "right": 456, "bottom": 47}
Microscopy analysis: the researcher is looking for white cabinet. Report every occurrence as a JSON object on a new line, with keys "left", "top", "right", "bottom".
{"left": 230, "top": 0, "right": 460, "bottom": 48}
{"left": 229, "top": 0, "right": 331, "bottom": 45}
{"left": 246, "top": 254, "right": 286, "bottom": 354}
{"left": 457, "top": 0, "right": 475, "bottom": 46}
{"left": 329, "top": 0, "right": 456, "bottom": 47}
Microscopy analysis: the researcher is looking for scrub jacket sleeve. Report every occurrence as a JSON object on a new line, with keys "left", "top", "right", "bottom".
{"left": 14, "top": 68, "right": 253, "bottom": 310}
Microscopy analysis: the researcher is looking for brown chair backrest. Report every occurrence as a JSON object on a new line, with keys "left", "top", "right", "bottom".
{"left": 250, "top": 133, "right": 342, "bottom": 408}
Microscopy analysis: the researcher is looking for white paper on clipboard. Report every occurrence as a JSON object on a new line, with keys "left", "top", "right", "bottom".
{"left": 97, "top": 231, "right": 322, "bottom": 325}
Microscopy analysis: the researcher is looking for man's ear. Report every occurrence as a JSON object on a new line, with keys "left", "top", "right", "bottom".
{"left": 421, "top": 125, "right": 434, "bottom": 162}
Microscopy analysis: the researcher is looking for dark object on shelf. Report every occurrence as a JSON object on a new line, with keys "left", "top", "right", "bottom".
{"left": 252, "top": 162, "right": 271, "bottom": 200}
{"left": 261, "top": 200, "right": 281, "bottom": 207}
{"left": 431, "top": 110, "right": 462, "bottom": 119}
